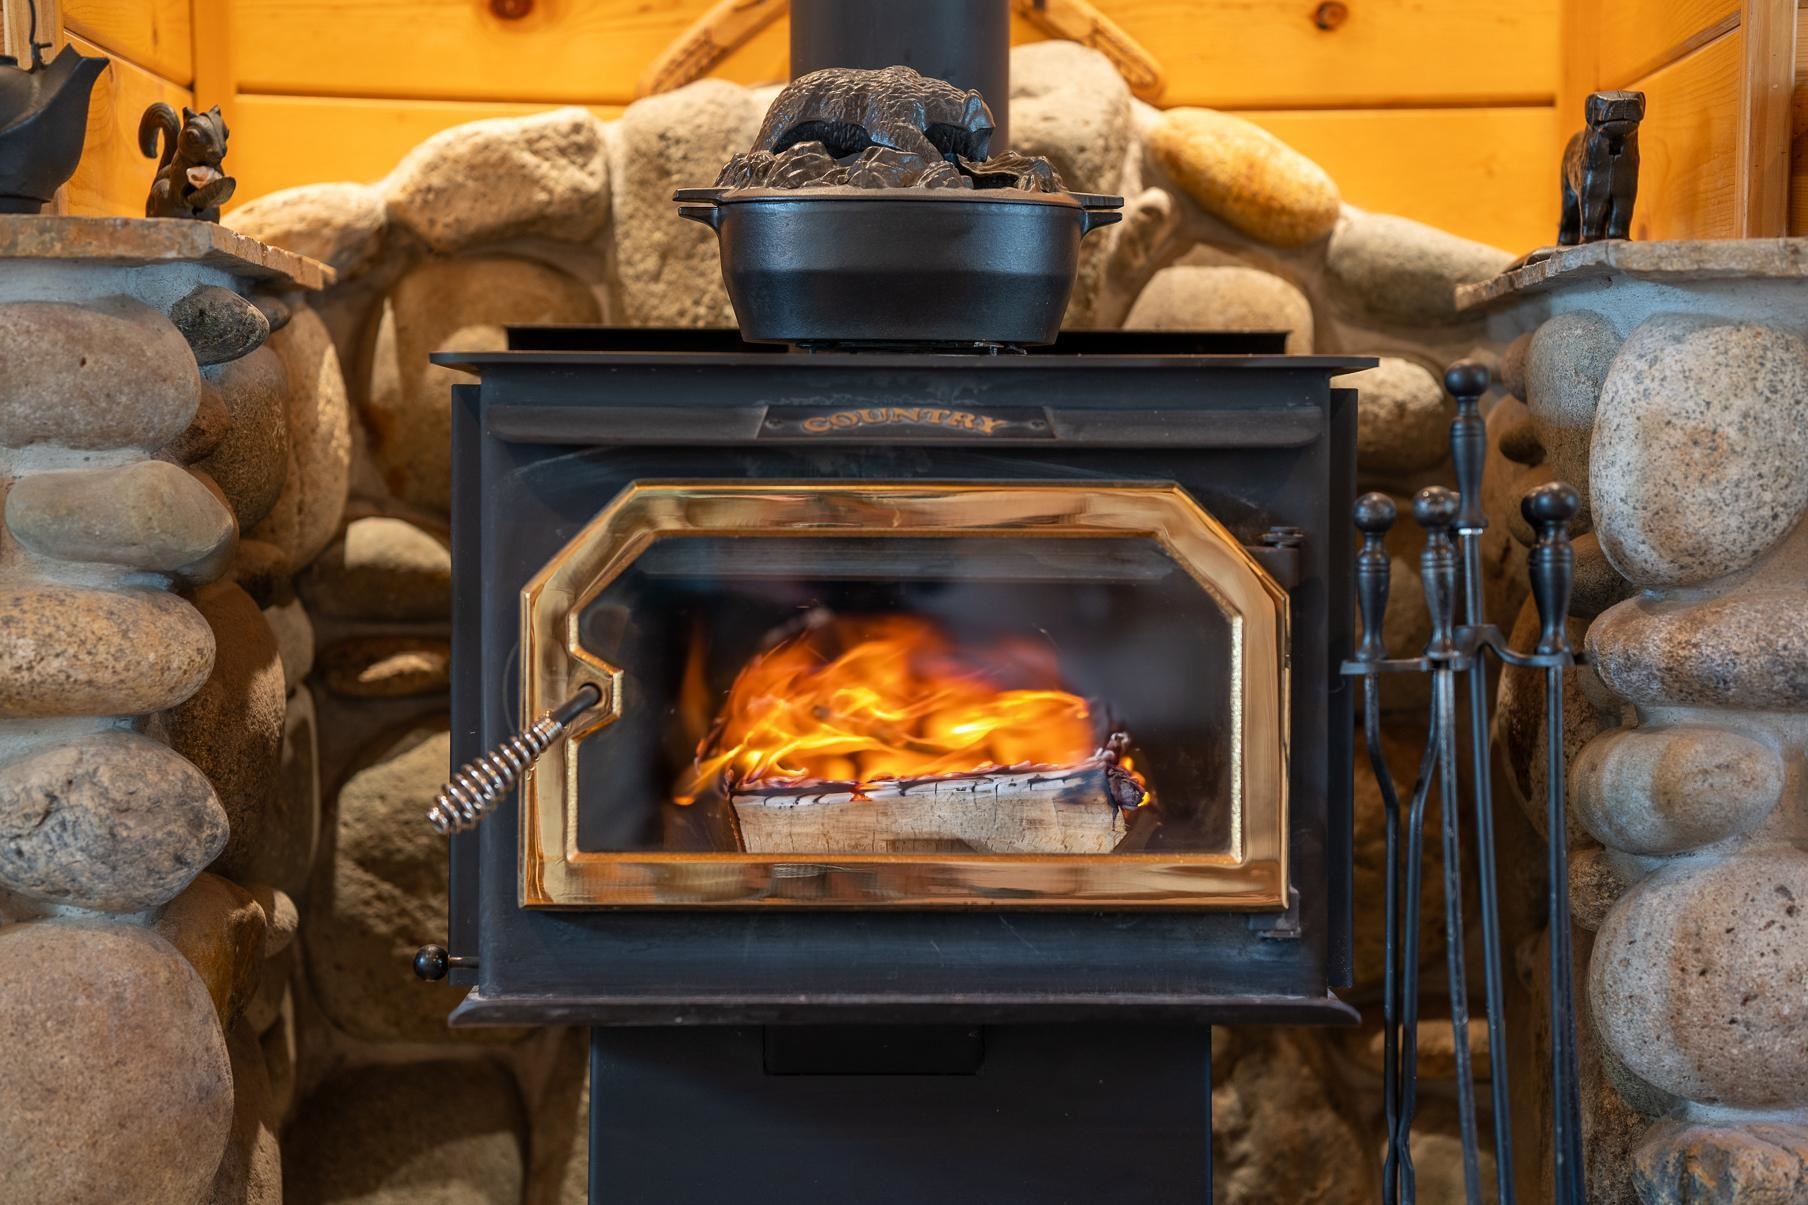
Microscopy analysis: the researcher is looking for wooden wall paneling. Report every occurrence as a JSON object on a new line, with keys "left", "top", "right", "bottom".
{"left": 227, "top": 94, "right": 622, "bottom": 202}
{"left": 1558, "top": 0, "right": 1602, "bottom": 132}
{"left": 1789, "top": 6, "right": 1808, "bottom": 233}
{"left": 1598, "top": 0, "right": 1739, "bottom": 86}
{"left": 63, "top": 33, "right": 194, "bottom": 216}
{"left": 1623, "top": 28, "right": 1745, "bottom": 239}
{"left": 225, "top": 0, "right": 1555, "bottom": 110}
{"left": 2, "top": 0, "right": 62, "bottom": 65}
{"left": 1742, "top": 0, "right": 1796, "bottom": 233}
{"left": 62, "top": 0, "right": 192, "bottom": 84}
{"left": 1238, "top": 107, "right": 1558, "bottom": 253}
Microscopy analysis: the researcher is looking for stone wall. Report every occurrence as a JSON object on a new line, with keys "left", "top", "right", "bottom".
{"left": 0, "top": 219, "right": 339, "bottom": 1203}
{"left": 188, "top": 41, "right": 1531, "bottom": 1203}
{"left": 1468, "top": 244, "right": 1808, "bottom": 1205}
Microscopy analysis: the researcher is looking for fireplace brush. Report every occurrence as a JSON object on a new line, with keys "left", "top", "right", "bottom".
{"left": 1344, "top": 361, "right": 1585, "bottom": 1205}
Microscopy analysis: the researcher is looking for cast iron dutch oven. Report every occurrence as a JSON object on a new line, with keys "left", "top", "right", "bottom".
{"left": 674, "top": 186, "right": 1123, "bottom": 346}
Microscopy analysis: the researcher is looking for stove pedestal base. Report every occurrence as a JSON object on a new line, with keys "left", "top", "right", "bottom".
{"left": 588, "top": 1025, "right": 1213, "bottom": 1203}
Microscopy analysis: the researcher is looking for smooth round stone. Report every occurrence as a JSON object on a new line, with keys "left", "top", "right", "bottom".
{"left": 364, "top": 257, "right": 598, "bottom": 512}
{"left": 245, "top": 304, "right": 351, "bottom": 570}
{"left": 263, "top": 595, "right": 314, "bottom": 694}
{"left": 321, "top": 634, "right": 452, "bottom": 698}
{"left": 283, "top": 1060, "right": 525, "bottom": 1203}
{"left": 224, "top": 180, "right": 388, "bottom": 276}
{"left": 0, "top": 296, "right": 200, "bottom": 450}
{"left": 1347, "top": 356, "right": 1449, "bottom": 476}
{"left": 196, "top": 346, "right": 290, "bottom": 531}
{"left": 1591, "top": 848, "right": 1808, "bottom": 1107}
{"left": 1325, "top": 210, "right": 1512, "bottom": 324}
{"left": 1514, "top": 311, "right": 1621, "bottom": 539}
{"left": 1593, "top": 315, "right": 1808, "bottom": 587}
{"left": 153, "top": 871, "right": 267, "bottom": 1026}
{"left": 1569, "top": 847, "right": 1630, "bottom": 932}
{"left": 1496, "top": 600, "right": 1610, "bottom": 843}
{"left": 1500, "top": 332, "right": 1531, "bottom": 400}
{"left": 1124, "top": 264, "right": 1314, "bottom": 351}
{"left": 384, "top": 106, "right": 608, "bottom": 254}
{"left": 162, "top": 377, "right": 231, "bottom": 464}
{"left": 6, "top": 459, "right": 236, "bottom": 581}
{"left": 1147, "top": 107, "right": 1340, "bottom": 247}
{"left": 169, "top": 283, "right": 269, "bottom": 367}
{"left": 165, "top": 583, "right": 287, "bottom": 882}
{"left": 1010, "top": 41, "right": 1132, "bottom": 194}
{"left": 0, "top": 921, "right": 232, "bottom": 1204}
{"left": 1590, "top": 591, "right": 1808, "bottom": 709}
{"left": 0, "top": 732, "right": 227, "bottom": 911}
{"left": 611, "top": 81, "right": 763, "bottom": 326}
{"left": 206, "top": 1019, "right": 282, "bottom": 1205}
{"left": 1569, "top": 531, "right": 1634, "bottom": 620}
{"left": 0, "top": 584, "right": 213, "bottom": 716}
{"left": 1572, "top": 726, "right": 1784, "bottom": 855}
{"left": 298, "top": 515, "right": 452, "bottom": 622}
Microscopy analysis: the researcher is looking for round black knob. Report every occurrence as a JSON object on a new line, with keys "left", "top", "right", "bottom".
{"left": 1521, "top": 480, "right": 1581, "bottom": 528}
{"left": 1444, "top": 360, "right": 1491, "bottom": 400}
{"left": 1412, "top": 485, "right": 1460, "bottom": 531}
{"left": 413, "top": 945, "right": 450, "bottom": 982}
{"left": 1353, "top": 492, "right": 1397, "bottom": 535}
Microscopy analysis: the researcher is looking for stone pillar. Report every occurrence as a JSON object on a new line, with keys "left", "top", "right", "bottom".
{"left": 0, "top": 216, "right": 335, "bottom": 1202}
{"left": 1462, "top": 241, "right": 1808, "bottom": 1204}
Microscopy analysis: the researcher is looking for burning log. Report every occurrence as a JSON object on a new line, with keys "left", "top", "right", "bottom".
{"left": 731, "top": 761, "right": 1140, "bottom": 855}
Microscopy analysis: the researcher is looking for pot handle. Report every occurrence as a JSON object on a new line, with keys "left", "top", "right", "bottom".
{"left": 1081, "top": 209, "right": 1123, "bottom": 235}
{"left": 677, "top": 204, "right": 722, "bottom": 230}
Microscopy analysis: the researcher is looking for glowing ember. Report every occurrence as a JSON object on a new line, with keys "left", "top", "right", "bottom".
{"left": 680, "top": 613, "right": 1142, "bottom": 802}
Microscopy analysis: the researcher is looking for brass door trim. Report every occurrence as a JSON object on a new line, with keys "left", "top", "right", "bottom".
{"left": 519, "top": 482, "right": 1290, "bottom": 909}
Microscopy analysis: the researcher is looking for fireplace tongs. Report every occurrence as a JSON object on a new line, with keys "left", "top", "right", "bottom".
{"left": 425, "top": 684, "right": 603, "bottom": 835}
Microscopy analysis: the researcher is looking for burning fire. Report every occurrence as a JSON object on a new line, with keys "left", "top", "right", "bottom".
{"left": 680, "top": 613, "right": 1142, "bottom": 801}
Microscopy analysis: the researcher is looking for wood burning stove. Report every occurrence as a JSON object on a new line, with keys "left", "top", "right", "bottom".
{"left": 425, "top": 326, "right": 1365, "bottom": 1013}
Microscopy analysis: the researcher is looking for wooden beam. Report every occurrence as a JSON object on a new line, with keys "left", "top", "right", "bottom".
{"left": 1741, "top": 0, "right": 1797, "bottom": 234}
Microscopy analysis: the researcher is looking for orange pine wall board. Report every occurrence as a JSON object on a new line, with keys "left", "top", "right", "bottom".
{"left": 1624, "top": 28, "right": 1746, "bottom": 238}
{"left": 1238, "top": 107, "right": 1558, "bottom": 252}
{"left": 63, "top": 0, "right": 194, "bottom": 85}
{"left": 63, "top": 34, "right": 194, "bottom": 217}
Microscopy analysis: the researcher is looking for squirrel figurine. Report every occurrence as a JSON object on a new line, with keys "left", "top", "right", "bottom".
{"left": 139, "top": 102, "right": 235, "bottom": 220}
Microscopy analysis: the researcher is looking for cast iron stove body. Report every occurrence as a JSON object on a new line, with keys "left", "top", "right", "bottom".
{"left": 439, "top": 327, "right": 1365, "bottom": 1029}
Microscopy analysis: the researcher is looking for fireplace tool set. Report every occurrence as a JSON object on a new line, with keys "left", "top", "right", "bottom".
{"left": 1347, "top": 363, "right": 1586, "bottom": 1205}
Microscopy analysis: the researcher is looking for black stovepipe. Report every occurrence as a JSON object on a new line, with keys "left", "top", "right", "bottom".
{"left": 1344, "top": 359, "right": 1585, "bottom": 1205}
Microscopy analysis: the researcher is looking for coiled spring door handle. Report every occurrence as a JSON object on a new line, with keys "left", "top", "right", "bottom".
{"left": 426, "top": 684, "right": 603, "bottom": 835}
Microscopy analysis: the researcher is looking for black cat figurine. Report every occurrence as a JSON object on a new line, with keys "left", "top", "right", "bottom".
{"left": 139, "top": 102, "right": 235, "bottom": 221}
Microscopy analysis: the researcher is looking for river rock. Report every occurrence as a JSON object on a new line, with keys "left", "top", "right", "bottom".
{"left": 610, "top": 80, "right": 764, "bottom": 326}
{"left": 1592, "top": 315, "right": 1808, "bottom": 587}
{"left": 1147, "top": 108, "right": 1339, "bottom": 247}
{"left": 1010, "top": 41, "right": 1131, "bottom": 194}
{"left": 1570, "top": 847, "right": 1631, "bottom": 932}
{"left": 1590, "top": 590, "right": 1808, "bottom": 709}
{"left": 233, "top": 537, "right": 291, "bottom": 605}
{"left": 384, "top": 106, "right": 609, "bottom": 253}
{"left": 251, "top": 884, "right": 299, "bottom": 958}
{"left": 322, "top": 634, "right": 452, "bottom": 698}
{"left": 153, "top": 871, "right": 268, "bottom": 1025}
{"left": 1570, "top": 531, "right": 1634, "bottom": 620}
{"left": 1501, "top": 332, "right": 1531, "bottom": 400}
{"left": 364, "top": 256, "right": 598, "bottom": 511}
{"left": 1348, "top": 356, "right": 1448, "bottom": 476}
{"left": 1572, "top": 726, "right": 1784, "bottom": 856}
{"left": 265, "top": 595, "right": 315, "bottom": 692}
{"left": 0, "top": 584, "right": 213, "bottom": 716}
{"left": 1634, "top": 1118, "right": 1808, "bottom": 1205}
{"left": 197, "top": 346, "right": 291, "bottom": 530}
{"left": 169, "top": 283, "right": 270, "bottom": 367}
{"left": 1325, "top": 210, "right": 1512, "bottom": 324}
{"left": 0, "top": 296, "right": 200, "bottom": 450}
{"left": 1123, "top": 264, "right": 1314, "bottom": 352}
{"left": 163, "top": 376, "right": 231, "bottom": 463}
{"left": 307, "top": 722, "right": 469, "bottom": 1041}
{"left": 299, "top": 515, "right": 452, "bottom": 622}
{"left": 1214, "top": 1029, "right": 1368, "bottom": 1204}
{"left": 0, "top": 732, "right": 227, "bottom": 911}
{"left": 248, "top": 304, "right": 352, "bottom": 568}
{"left": 6, "top": 459, "right": 236, "bottom": 580}
{"left": 226, "top": 181, "right": 388, "bottom": 276}
{"left": 1591, "top": 849, "right": 1808, "bottom": 1108}
{"left": 0, "top": 921, "right": 232, "bottom": 1204}
{"left": 284, "top": 1059, "right": 525, "bottom": 1203}
{"left": 206, "top": 1020, "right": 282, "bottom": 1205}
{"left": 165, "top": 582, "right": 287, "bottom": 881}
{"left": 1510, "top": 310, "right": 1622, "bottom": 537}
{"left": 268, "top": 689, "right": 322, "bottom": 898}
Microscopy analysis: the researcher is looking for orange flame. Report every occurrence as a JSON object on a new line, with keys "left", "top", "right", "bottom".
{"left": 682, "top": 614, "right": 1111, "bottom": 799}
